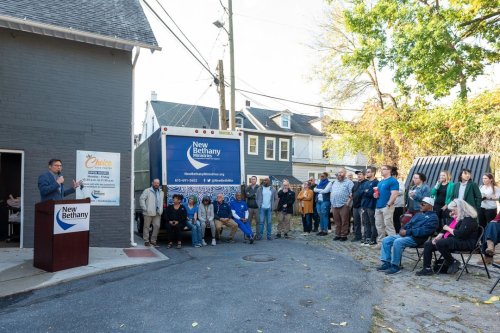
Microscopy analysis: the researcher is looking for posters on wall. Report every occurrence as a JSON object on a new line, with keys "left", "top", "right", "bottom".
{"left": 76, "top": 150, "right": 120, "bottom": 206}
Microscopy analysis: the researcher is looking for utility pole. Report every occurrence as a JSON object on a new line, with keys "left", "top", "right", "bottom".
{"left": 217, "top": 60, "right": 227, "bottom": 130}
{"left": 228, "top": 0, "right": 236, "bottom": 130}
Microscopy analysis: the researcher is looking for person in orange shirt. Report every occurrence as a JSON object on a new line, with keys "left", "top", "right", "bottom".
{"left": 298, "top": 182, "right": 314, "bottom": 235}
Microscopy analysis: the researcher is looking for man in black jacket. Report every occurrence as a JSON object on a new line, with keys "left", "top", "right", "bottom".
{"left": 245, "top": 176, "right": 260, "bottom": 238}
{"left": 351, "top": 171, "right": 367, "bottom": 242}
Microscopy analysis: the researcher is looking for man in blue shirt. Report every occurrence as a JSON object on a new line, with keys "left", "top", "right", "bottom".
{"left": 377, "top": 197, "right": 438, "bottom": 274}
{"left": 230, "top": 192, "right": 254, "bottom": 244}
{"left": 374, "top": 165, "right": 400, "bottom": 246}
{"left": 407, "top": 173, "right": 431, "bottom": 213}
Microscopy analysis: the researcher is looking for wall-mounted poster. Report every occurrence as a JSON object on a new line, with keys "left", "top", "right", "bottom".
{"left": 76, "top": 151, "right": 120, "bottom": 206}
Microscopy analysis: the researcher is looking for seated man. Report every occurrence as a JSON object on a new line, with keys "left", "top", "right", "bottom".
{"left": 230, "top": 192, "right": 255, "bottom": 244}
{"left": 376, "top": 197, "right": 438, "bottom": 275}
{"left": 213, "top": 193, "right": 238, "bottom": 243}
{"left": 482, "top": 212, "right": 500, "bottom": 264}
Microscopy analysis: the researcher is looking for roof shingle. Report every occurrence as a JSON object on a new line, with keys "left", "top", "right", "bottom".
{"left": 0, "top": 0, "right": 158, "bottom": 48}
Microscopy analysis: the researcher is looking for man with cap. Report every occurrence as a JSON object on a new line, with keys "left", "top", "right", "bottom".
{"left": 376, "top": 197, "right": 438, "bottom": 275}
{"left": 351, "top": 170, "right": 367, "bottom": 242}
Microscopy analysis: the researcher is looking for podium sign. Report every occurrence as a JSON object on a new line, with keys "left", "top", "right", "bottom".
{"left": 53, "top": 203, "right": 90, "bottom": 234}
{"left": 34, "top": 199, "right": 91, "bottom": 272}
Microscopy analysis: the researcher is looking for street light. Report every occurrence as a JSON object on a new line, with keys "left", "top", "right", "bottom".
{"left": 213, "top": 0, "right": 235, "bottom": 131}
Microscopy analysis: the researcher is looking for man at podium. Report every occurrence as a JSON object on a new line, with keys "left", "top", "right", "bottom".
{"left": 38, "top": 159, "right": 82, "bottom": 202}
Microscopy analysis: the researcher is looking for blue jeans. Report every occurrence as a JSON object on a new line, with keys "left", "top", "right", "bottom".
{"left": 482, "top": 221, "right": 500, "bottom": 253}
{"left": 316, "top": 201, "right": 331, "bottom": 232}
{"left": 185, "top": 219, "right": 201, "bottom": 246}
{"left": 259, "top": 207, "right": 272, "bottom": 238}
{"left": 235, "top": 218, "right": 254, "bottom": 238}
{"left": 380, "top": 234, "right": 417, "bottom": 266}
{"left": 302, "top": 213, "right": 312, "bottom": 232}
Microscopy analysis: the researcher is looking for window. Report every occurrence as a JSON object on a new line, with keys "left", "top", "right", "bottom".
{"left": 235, "top": 117, "right": 244, "bottom": 128}
{"left": 248, "top": 135, "right": 258, "bottom": 155}
{"left": 292, "top": 138, "right": 295, "bottom": 157}
{"left": 281, "top": 114, "right": 290, "bottom": 129}
{"left": 279, "top": 138, "right": 289, "bottom": 161}
{"left": 265, "top": 137, "right": 275, "bottom": 160}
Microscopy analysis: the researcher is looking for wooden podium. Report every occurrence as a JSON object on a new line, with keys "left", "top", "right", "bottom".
{"left": 34, "top": 198, "right": 91, "bottom": 272}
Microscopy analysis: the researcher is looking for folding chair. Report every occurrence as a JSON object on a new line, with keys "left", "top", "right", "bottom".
{"left": 401, "top": 236, "right": 436, "bottom": 271}
{"left": 436, "top": 225, "right": 491, "bottom": 281}
{"left": 489, "top": 263, "right": 500, "bottom": 294}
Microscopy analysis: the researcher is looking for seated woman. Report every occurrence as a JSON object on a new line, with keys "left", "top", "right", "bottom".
{"left": 198, "top": 196, "right": 217, "bottom": 246}
{"left": 416, "top": 199, "right": 478, "bottom": 276}
{"left": 482, "top": 212, "right": 500, "bottom": 265}
{"left": 165, "top": 194, "right": 187, "bottom": 249}
{"left": 184, "top": 195, "right": 202, "bottom": 248}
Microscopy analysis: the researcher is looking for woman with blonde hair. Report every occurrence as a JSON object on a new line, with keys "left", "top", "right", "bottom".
{"left": 431, "top": 170, "right": 455, "bottom": 231}
{"left": 479, "top": 173, "right": 500, "bottom": 228}
{"left": 416, "top": 199, "right": 478, "bottom": 276}
{"left": 297, "top": 181, "right": 314, "bottom": 235}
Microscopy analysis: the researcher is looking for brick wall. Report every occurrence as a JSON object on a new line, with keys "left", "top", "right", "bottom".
{"left": 0, "top": 28, "right": 133, "bottom": 247}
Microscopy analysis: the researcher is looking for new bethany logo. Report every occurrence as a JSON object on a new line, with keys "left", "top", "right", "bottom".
{"left": 56, "top": 206, "right": 89, "bottom": 230}
{"left": 187, "top": 141, "right": 221, "bottom": 169}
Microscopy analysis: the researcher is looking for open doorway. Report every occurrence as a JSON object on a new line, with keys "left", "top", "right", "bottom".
{"left": 0, "top": 150, "right": 23, "bottom": 248}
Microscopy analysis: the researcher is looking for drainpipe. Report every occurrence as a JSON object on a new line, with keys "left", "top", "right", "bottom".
{"left": 130, "top": 47, "right": 141, "bottom": 247}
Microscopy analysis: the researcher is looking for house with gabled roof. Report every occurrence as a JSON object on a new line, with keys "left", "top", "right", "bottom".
{"left": 0, "top": 0, "right": 158, "bottom": 247}
{"left": 242, "top": 103, "right": 368, "bottom": 182}
{"left": 139, "top": 95, "right": 301, "bottom": 186}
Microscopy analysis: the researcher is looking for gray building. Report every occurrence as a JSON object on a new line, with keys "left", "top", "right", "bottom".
{"left": 0, "top": 0, "right": 159, "bottom": 247}
{"left": 140, "top": 98, "right": 298, "bottom": 185}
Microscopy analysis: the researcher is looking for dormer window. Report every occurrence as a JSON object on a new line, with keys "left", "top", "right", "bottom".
{"left": 281, "top": 113, "right": 290, "bottom": 129}
{"left": 235, "top": 116, "right": 244, "bottom": 128}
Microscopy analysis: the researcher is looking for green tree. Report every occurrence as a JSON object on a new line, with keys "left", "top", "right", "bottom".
{"left": 325, "top": 90, "right": 500, "bottom": 175}
{"left": 341, "top": 0, "right": 500, "bottom": 100}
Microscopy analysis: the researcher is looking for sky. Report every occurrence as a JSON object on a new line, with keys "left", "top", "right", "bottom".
{"left": 134, "top": 0, "right": 500, "bottom": 135}
{"left": 134, "top": 0, "right": 331, "bottom": 134}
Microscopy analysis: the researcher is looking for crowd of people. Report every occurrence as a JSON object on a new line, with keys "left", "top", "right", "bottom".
{"left": 139, "top": 167, "right": 500, "bottom": 276}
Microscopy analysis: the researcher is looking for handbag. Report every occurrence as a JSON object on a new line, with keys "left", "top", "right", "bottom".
{"left": 432, "top": 258, "right": 449, "bottom": 274}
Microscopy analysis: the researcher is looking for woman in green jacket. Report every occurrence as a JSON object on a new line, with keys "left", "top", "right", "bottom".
{"left": 431, "top": 170, "right": 455, "bottom": 231}
{"left": 451, "top": 168, "right": 482, "bottom": 213}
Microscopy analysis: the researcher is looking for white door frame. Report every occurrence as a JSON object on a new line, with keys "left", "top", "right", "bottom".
{"left": 0, "top": 149, "right": 24, "bottom": 248}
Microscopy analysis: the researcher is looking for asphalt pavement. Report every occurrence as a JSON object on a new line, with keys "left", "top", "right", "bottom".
{"left": 0, "top": 234, "right": 383, "bottom": 332}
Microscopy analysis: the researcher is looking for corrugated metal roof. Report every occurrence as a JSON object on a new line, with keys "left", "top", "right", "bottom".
{"left": 404, "top": 154, "right": 491, "bottom": 189}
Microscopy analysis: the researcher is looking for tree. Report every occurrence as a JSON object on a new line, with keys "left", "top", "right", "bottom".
{"left": 342, "top": 0, "right": 500, "bottom": 100}
{"left": 325, "top": 89, "right": 500, "bottom": 175}
{"left": 315, "top": 2, "right": 397, "bottom": 109}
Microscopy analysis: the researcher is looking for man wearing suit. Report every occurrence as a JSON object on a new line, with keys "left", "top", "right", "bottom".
{"left": 38, "top": 159, "right": 81, "bottom": 202}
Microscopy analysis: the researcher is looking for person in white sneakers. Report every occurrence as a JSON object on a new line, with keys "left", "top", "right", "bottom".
{"left": 139, "top": 178, "right": 164, "bottom": 247}
{"left": 198, "top": 196, "right": 217, "bottom": 246}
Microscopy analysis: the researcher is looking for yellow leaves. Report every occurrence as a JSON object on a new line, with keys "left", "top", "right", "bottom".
{"left": 483, "top": 296, "right": 499, "bottom": 304}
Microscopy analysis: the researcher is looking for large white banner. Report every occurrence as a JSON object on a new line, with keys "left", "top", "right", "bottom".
{"left": 53, "top": 203, "right": 90, "bottom": 234}
{"left": 76, "top": 151, "right": 120, "bottom": 206}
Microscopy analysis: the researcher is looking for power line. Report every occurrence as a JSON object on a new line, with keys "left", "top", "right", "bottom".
{"left": 218, "top": 0, "right": 228, "bottom": 14}
{"left": 235, "top": 88, "right": 364, "bottom": 111}
{"left": 142, "top": 0, "right": 217, "bottom": 81}
{"left": 154, "top": 0, "right": 211, "bottom": 69}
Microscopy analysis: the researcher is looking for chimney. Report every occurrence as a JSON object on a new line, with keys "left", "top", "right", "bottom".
{"left": 151, "top": 91, "right": 157, "bottom": 101}
{"left": 245, "top": 100, "right": 251, "bottom": 107}
{"left": 319, "top": 103, "right": 324, "bottom": 118}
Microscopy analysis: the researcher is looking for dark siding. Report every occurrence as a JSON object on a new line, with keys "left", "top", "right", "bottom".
{"left": 0, "top": 29, "right": 132, "bottom": 247}
{"left": 244, "top": 133, "right": 292, "bottom": 178}
{"left": 405, "top": 154, "right": 491, "bottom": 189}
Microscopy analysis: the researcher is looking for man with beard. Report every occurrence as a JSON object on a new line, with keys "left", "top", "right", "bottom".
{"left": 330, "top": 168, "right": 354, "bottom": 241}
